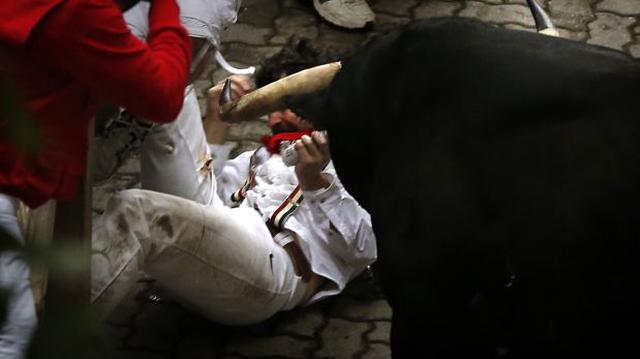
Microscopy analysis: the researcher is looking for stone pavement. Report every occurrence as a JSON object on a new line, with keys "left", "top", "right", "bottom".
{"left": 93, "top": 1, "right": 640, "bottom": 357}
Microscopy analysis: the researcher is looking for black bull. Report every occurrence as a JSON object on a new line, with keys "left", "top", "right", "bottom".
{"left": 291, "top": 18, "right": 640, "bottom": 358}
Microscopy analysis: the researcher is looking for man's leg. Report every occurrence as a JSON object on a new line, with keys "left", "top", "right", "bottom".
{"left": 92, "top": 189, "right": 306, "bottom": 325}
{"left": 140, "top": 86, "right": 216, "bottom": 205}
{"left": 93, "top": 88, "right": 218, "bottom": 315}
{"left": 0, "top": 194, "right": 37, "bottom": 359}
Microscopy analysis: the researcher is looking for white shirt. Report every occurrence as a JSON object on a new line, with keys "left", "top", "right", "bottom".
{"left": 124, "top": 0, "right": 242, "bottom": 47}
{"left": 210, "top": 145, "right": 378, "bottom": 304}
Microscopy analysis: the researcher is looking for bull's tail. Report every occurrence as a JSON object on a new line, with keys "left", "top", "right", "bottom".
{"left": 526, "top": 0, "right": 559, "bottom": 37}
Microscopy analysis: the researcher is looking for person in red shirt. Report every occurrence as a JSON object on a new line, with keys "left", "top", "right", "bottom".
{"left": 0, "top": 0, "right": 191, "bottom": 357}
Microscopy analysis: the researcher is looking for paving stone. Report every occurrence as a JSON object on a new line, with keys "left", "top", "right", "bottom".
{"left": 630, "top": 43, "right": 640, "bottom": 58}
{"left": 174, "top": 332, "right": 223, "bottom": 359}
{"left": 224, "top": 334, "right": 314, "bottom": 357}
{"left": 588, "top": 12, "right": 635, "bottom": 51}
{"left": 276, "top": 307, "right": 325, "bottom": 338}
{"left": 93, "top": 186, "right": 113, "bottom": 214}
{"left": 211, "top": 68, "right": 237, "bottom": 88}
{"left": 100, "top": 323, "right": 130, "bottom": 350}
{"left": 236, "top": 0, "right": 281, "bottom": 28}
{"left": 192, "top": 78, "right": 215, "bottom": 99}
{"left": 198, "top": 58, "right": 220, "bottom": 85}
{"left": 112, "top": 350, "right": 171, "bottom": 359}
{"left": 373, "top": 14, "right": 413, "bottom": 35}
{"left": 504, "top": 23, "right": 589, "bottom": 43}
{"left": 315, "top": 318, "right": 370, "bottom": 358}
{"left": 367, "top": 321, "right": 391, "bottom": 343}
{"left": 362, "top": 343, "right": 392, "bottom": 359}
{"left": 196, "top": 97, "right": 209, "bottom": 119}
{"left": 118, "top": 153, "right": 141, "bottom": 174}
{"left": 371, "top": 0, "right": 419, "bottom": 17}
{"left": 317, "top": 23, "right": 369, "bottom": 51}
{"left": 414, "top": 1, "right": 464, "bottom": 19}
{"left": 556, "top": 28, "right": 590, "bottom": 42}
{"left": 341, "top": 271, "right": 384, "bottom": 301}
{"left": 91, "top": 270, "right": 140, "bottom": 328}
{"left": 92, "top": 176, "right": 139, "bottom": 213}
{"left": 330, "top": 297, "right": 392, "bottom": 321}
{"left": 459, "top": 1, "right": 536, "bottom": 27}
{"left": 596, "top": 0, "right": 640, "bottom": 15}
{"left": 272, "top": 9, "right": 320, "bottom": 44}
{"left": 282, "top": 0, "right": 308, "bottom": 10}
{"left": 634, "top": 24, "right": 640, "bottom": 34}
{"left": 220, "top": 43, "right": 283, "bottom": 68}
{"left": 503, "top": 23, "right": 536, "bottom": 32}
{"left": 547, "top": 0, "right": 594, "bottom": 31}
{"left": 128, "top": 303, "right": 184, "bottom": 351}
{"left": 104, "top": 301, "right": 139, "bottom": 328}
{"left": 101, "top": 279, "right": 147, "bottom": 326}
{"left": 221, "top": 23, "right": 274, "bottom": 45}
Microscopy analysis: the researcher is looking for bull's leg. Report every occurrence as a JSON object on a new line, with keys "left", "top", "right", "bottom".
{"left": 388, "top": 277, "right": 502, "bottom": 358}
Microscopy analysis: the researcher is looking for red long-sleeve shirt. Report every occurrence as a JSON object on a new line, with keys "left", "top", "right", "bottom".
{"left": 0, "top": 0, "right": 192, "bottom": 207}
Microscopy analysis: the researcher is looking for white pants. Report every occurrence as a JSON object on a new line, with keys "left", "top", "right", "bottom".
{"left": 92, "top": 87, "right": 307, "bottom": 325}
{"left": 140, "top": 86, "right": 218, "bottom": 206}
{"left": 0, "top": 194, "right": 37, "bottom": 359}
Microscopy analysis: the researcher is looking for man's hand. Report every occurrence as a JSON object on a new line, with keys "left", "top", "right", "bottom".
{"left": 294, "top": 131, "right": 331, "bottom": 191}
{"left": 204, "top": 75, "right": 252, "bottom": 144}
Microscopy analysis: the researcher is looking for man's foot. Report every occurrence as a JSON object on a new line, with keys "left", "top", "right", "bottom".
{"left": 313, "top": 0, "right": 375, "bottom": 29}
{"left": 92, "top": 110, "right": 154, "bottom": 184}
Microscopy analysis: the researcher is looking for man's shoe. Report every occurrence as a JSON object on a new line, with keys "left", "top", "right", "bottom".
{"left": 92, "top": 110, "right": 154, "bottom": 184}
{"left": 313, "top": 0, "right": 375, "bottom": 29}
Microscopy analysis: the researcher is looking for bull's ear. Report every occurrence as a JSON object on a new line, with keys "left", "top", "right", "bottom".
{"left": 284, "top": 90, "right": 328, "bottom": 130}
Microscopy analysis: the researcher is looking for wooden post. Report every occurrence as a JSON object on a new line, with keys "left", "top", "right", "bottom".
{"left": 29, "top": 119, "right": 97, "bottom": 357}
{"left": 16, "top": 199, "right": 56, "bottom": 314}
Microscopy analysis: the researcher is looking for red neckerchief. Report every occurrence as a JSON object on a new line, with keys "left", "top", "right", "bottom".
{"left": 261, "top": 131, "right": 313, "bottom": 154}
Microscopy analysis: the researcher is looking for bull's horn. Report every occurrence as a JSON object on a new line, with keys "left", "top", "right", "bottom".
{"left": 220, "top": 61, "right": 342, "bottom": 123}
{"left": 526, "top": 0, "right": 559, "bottom": 37}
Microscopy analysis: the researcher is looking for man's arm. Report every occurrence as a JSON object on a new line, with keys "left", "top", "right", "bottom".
{"left": 299, "top": 164, "right": 377, "bottom": 271}
{"left": 204, "top": 75, "right": 253, "bottom": 144}
{"left": 294, "top": 131, "right": 332, "bottom": 190}
{"left": 30, "top": 0, "right": 191, "bottom": 123}
{"left": 295, "top": 135, "right": 377, "bottom": 267}
{"left": 204, "top": 75, "right": 254, "bottom": 205}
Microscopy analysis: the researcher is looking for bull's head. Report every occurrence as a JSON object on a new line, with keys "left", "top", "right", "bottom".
{"left": 218, "top": 0, "right": 557, "bottom": 126}
{"left": 219, "top": 62, "right": 341, "bottom": 125}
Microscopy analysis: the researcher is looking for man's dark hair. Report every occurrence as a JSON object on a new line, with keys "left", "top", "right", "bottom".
{"left": 255, "top": 36, "right": 341, "bottom": 88}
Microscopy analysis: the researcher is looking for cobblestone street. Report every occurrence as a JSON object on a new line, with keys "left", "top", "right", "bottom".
{"left": 93, "top": 0, "right": 640, "bottom": 357}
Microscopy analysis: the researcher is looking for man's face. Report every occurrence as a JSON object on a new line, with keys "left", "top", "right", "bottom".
{"left": 268, "top": 109, "right": 314, "bottom": 134}
{"left": 267, "top": 72, "right": 314, "bottom": 134}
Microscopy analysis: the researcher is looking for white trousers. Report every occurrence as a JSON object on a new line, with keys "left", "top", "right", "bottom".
{"left": 0, "top": 194, "right": 37, "bottom": 359}
{"left": 92, "top": 87, "right": 307, "bottom": 325}
{"left": 140, "top": 86, "right": 217, "bottom": 206}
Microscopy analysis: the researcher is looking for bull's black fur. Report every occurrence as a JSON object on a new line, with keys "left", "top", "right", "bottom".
{"left": 292, "top": 18, "right": 640, "bottom": 358}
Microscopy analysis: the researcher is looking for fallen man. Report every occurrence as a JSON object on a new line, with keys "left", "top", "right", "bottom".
{"left": 91, "top": 38, "right": 377, "bottom": 325}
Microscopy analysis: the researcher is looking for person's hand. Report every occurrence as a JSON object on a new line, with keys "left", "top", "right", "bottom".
{"left": 204, "top": 75, "right": 252, "bottom": 144}
{"left": 294, "top": 131, "right": 331, "bottom": 191}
